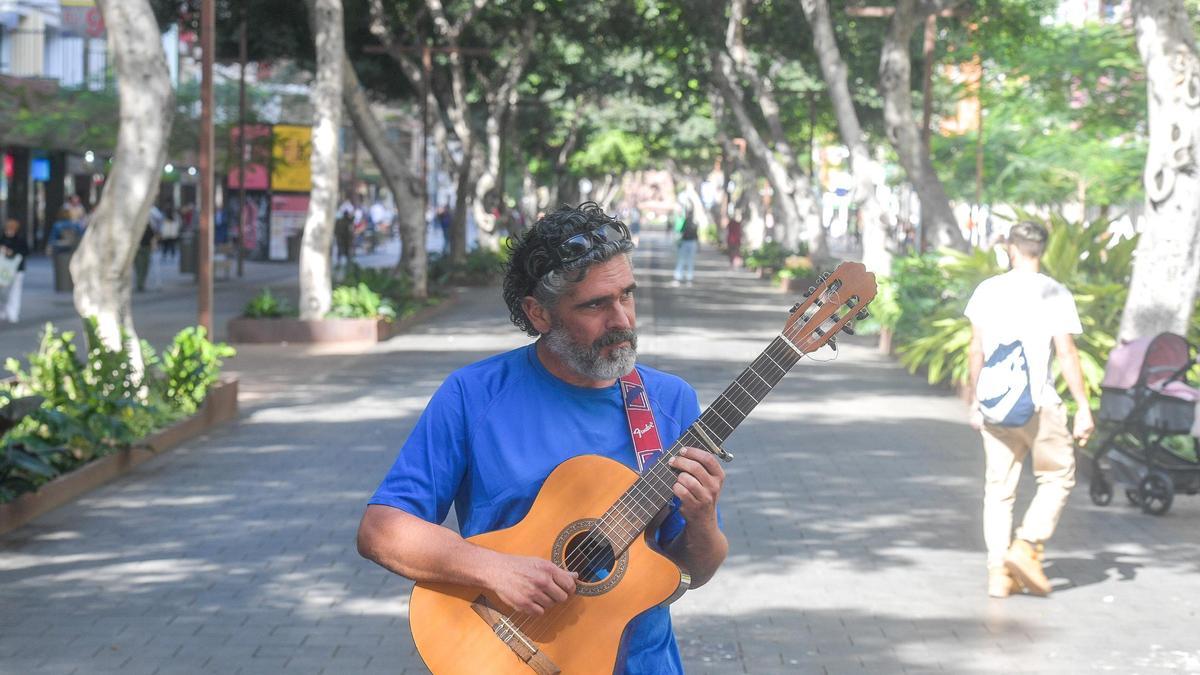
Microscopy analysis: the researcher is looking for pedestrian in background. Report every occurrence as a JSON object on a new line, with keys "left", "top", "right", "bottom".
{"left": 134, "top": 220, "right": 156, "bottom": 292}
{"left": 672, "top": 202, "right": 699, "bottom": 287}
{"left": 965, "top": 221, "right": 1095, "bottom": 599}
{"left": 46, "top": 208, "right": 83, "bottom": 255}
{"left": 159, "top": 205, "right": 180, "bottom": 259}
{"left": 0, "top": 218, "right": 29, "bottom": 322}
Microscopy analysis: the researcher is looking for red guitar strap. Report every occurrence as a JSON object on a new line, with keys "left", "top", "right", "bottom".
{"left": 619, "top": 368, "right": 665, "bottom": 472}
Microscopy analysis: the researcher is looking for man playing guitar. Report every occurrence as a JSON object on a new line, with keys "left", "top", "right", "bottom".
{"left": 357, "top": 202, "right": 728, "bottom": 673}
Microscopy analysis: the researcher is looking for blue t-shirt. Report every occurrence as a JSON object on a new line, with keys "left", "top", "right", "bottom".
{"left": 370, "top": 343, "right": 703, "bottom": 674}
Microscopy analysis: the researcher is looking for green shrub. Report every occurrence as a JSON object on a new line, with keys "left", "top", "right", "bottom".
{"left": 744, "top": 241, "right": 791, "bottom": 272}
{"left": 428, "top": 246, "right": 508, "bottom": 287}
{"left": 888, "top": 213, "right": 1143, "bottom": 408}
{"left": 328, "top": 282, "right": 396, "bottom": 321}
{"left": 340, "top": 263, "right": 412, "bottom": 303}
{"left": 1, "top": 322, "right": 235, "bottom": 503}
{"left": 159, "top": 327, "right": 237, "bottom": 415}
{"left": 243, "top": 288, "right": 293, "bottom": 318}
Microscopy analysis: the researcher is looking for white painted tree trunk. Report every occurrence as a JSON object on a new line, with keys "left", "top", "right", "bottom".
{"left": 71, "top": 0, "right": 173, "bottom": 376}
{"left": 878, "top": 0, "right": 968, "bottom": 252}
{"left": 801, "top": 0, "right": 892, "bottom": 276}
{"left": 342, "top": 54, "right": 427, "bottom": 298}
{"left": 1119, "top": 0, "right": 1200, "bottom": 340}
{"left": 299, "top": 0, "right": 343, "bottom": 320}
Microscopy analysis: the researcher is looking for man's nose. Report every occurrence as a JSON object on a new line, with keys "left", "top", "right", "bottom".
{"left": 607, "top": 304, "right": 634, "bottom": 331}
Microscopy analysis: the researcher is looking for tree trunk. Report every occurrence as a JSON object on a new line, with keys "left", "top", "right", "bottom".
{"left": 71, "top": 0, "right": 173, "bottom": 373}
{"left": 342, "top": 54, "right": 427, "bottom": 298}
{"left": 1119, "top": 0, "right": 1200, "bottom": 340}
{"left": 450, "top": 144, "right": 473, "bottom": 261}
{"left": 801, "top": 0, "right": 892, "bottom": 275}
{"left": 711, "top": 52, "right": 819, "bottom": 256}
{"left": 878, "top": 0, "right": 968, "bottom": 252}
{"left": 717, "top": 0, "right": 825, "bottom": 259}
{"left": 299, "top": 0, "right": 343, "bottom": 320}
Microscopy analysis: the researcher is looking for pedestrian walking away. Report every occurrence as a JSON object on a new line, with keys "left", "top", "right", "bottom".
{"left": 965, "top": 220, "right": 1095, "bottom": 599}
{"left": 0, "top": 218, "right": 29, "bottom": 323}
{"left": 672, "top": 202, "right": 699, "bottom": 286}
{"left": 357, "top": 202, "right": 729, "bottom": 674}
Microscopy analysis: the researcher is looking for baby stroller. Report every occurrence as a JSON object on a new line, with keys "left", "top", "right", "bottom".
{"left": 1089, "top": 332, "right": 1200, "bottom": 515}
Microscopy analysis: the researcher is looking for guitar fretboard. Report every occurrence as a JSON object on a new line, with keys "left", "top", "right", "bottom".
{"left": 596, "top": 336, "right": 803, "bottom": 551}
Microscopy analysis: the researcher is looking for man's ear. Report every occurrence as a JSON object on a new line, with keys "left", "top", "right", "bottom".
{"left": 522, "top": 296, "right": 552, "bottom": 335}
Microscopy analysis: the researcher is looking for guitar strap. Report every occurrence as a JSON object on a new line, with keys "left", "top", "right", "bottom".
{"left": 618, "top": 368, "right": 665, "bottom": 472}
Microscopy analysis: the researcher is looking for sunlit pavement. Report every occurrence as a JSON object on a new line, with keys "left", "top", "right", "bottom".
{"left": 2, "top": 229, "right": 1198, "bottom": 674}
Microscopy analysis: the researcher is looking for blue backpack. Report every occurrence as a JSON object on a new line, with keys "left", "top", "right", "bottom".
{"left": 977, "top": 340, "right": 1036, "bottom": 427}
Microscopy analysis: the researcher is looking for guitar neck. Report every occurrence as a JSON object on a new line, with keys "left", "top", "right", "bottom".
{"left": 598, "top": 336, "right": 803, "bottom": 552}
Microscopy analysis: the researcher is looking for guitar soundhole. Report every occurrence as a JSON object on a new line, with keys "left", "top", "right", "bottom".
{"left": 563, "top": 530, "right": 616, "bottom": 583}
{"left": 552, "top": 519, "right": 628, "bottom": 596}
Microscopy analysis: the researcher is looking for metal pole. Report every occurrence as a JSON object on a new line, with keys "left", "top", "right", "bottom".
{"left": 198, "top": 0, "right": 214, "bottom": 333}
{"left": 237, "top": 7, "right": 247, "bottom": 277}
{"left": 422, "top": 45, "right": 431, "bottom": 226}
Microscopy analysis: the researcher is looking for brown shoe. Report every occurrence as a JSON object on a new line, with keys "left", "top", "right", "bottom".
{"left": 988, "top": 567, "right": 1016, "bottom": 598}
{"left": 1005, "top": 539, "right": 1052, "bottom": 596}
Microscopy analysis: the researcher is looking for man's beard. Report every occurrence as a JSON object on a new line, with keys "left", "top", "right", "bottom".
{"left": 545, "top": 323, "right": 638, "bottom": 381}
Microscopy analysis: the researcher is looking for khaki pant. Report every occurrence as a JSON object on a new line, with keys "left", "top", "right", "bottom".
{"left": 981, "top": 403, "right": 1076, "bottom": 569}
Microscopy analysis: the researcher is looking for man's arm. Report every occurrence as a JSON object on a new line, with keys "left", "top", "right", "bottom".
{"left": 967, "top": 326, "right": 985, "bottom": 430}
{"left": 664, "top": 447, "right": 729, "bottom": 588}
{"left": 1052, "top": 333, "right": 1096, "bottom": 444}
{"left": 357, "top": 505, "right": 576, "bottom": 616}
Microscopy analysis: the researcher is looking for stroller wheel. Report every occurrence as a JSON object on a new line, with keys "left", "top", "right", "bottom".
{"left": 1089, "top": 478, "right": 1112, "bottom": 506}
{"left": 1138, "top": 472, "right": 1174, "bottom": 516}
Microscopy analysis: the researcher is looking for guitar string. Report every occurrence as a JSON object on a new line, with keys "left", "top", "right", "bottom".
{"left": 504, "top": 289, "right": 853, "bottom": 640}
{"left": 521, "top": 302, "right": 841, "bottom": 616}
{"left": 504, "top": 287, "right": 855, "bottom": 640}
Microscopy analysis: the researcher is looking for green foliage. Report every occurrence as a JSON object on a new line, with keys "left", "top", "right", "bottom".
{"left": 158, "top": 327, "right": 236, "bottom": 415}
{"left": 243, "top": 288, "right": 294, "bottom": 318}
{"left": 1, "top": 322, "right": 234, "bottom": 503}
{"left": 744, "top": 242, "right": 793, "bottom": 273}
{"left": 328, "top": 283, "right": 397, "bottom": 321}
{"left": 429, "top": 247, "right": 509, "bottom": 288}
{"left": 889, "top": 213, "right": 1141, "bottom": 408}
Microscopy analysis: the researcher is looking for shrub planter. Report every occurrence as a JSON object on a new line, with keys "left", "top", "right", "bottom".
{"left": 227, "top": 294, "right": 456, "bottom": 345}
{"left": 0, "top": 376, "right": 239, "bottom": 535}
{"left": 779, "top": 275, "right": 818, "bottom": 295}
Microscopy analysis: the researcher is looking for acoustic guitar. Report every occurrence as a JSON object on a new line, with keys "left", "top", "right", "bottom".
{"left": 409, "top": 261, "right": 877, "bottom": 674}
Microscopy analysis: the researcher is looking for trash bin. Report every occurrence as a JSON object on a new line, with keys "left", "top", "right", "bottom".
{"left": 52, "top": 249, "right": 74, "bottom": 293}
{"left": 179, "top": 231, "right": 196, "bottom": 274}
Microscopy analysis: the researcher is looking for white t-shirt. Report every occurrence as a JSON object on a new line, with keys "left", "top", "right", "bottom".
{"left": 964, "top": 269, "right": 1082, "bottom": 407}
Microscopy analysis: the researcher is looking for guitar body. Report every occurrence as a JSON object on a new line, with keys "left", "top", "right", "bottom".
{"left": 409, "top": 455, "right": 688, "bottom": 675}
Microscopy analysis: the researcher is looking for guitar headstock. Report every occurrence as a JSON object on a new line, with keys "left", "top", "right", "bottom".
{"left": 782, "top": 261, "right": 878, "bottom": 354}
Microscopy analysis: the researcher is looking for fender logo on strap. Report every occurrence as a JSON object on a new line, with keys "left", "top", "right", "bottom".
{"left": 619, "top": 369, "right": 664, "bottom": 472}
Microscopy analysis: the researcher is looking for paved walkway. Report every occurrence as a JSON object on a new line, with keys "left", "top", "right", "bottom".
{"left": 2, "top": 231, "right": 1199, "bottom": 674}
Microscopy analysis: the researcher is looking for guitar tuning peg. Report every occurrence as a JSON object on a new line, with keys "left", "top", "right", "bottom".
{"left": 841, "top": 324, "right": 855, "bottom": 336}
{"left": 803, "top": 286, "right": 816, "bottom": 298}
{"left": 828, "top": 336, "right": 838, "bottom": 351}
{"left": 856, "top": 309, "right": 870, "bottom": 321}
{"left": 818, "top": 271, "right": 831, "bottom": 282}
{"left": 789, "top": 302, "right": 801, "bottom": 314}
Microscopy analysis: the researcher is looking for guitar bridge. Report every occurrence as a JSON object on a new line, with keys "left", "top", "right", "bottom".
{"left": 470, "top": 595, "right": 561, "bottom": 675}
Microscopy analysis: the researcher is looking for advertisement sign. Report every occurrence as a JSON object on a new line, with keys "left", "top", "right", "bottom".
{"left": 60, "top": 0, "right": 106, "bottom": 38}
{"left": 270, "top": 125, "right": 312, "bottom": 193}
{"left": 268, "top": 194, "right": 309, "bottom": 261}
{"left": 227, "top": 124, "right": 271, "bottom": 190}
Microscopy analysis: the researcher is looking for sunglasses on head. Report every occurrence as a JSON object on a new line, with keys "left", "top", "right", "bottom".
{"left": 546, "top": 222, "right": 630, "bottom": 271}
